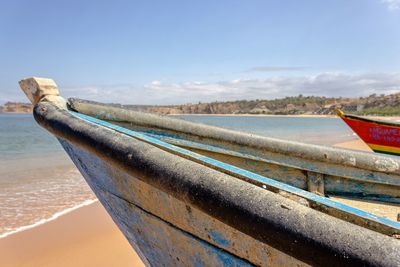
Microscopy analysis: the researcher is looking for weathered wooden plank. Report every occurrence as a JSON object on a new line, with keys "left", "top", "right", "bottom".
{"left": 306, "top": 171, "right": 324, "bottom": 195}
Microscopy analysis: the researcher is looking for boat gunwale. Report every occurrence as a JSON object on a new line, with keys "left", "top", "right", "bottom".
{"left": 339, "top": 111, "right": 400, "bottom": 128}
{"left": 68, "top": 98, "right": 400, "bottom": 175}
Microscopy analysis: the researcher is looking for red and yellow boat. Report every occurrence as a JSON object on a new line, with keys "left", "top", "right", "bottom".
{"left": 336, "top": 109, "right": 400, "bottom": 156}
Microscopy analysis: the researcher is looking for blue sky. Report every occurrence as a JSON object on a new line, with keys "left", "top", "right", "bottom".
{"left": 1, "top": 0, "right": 400, "bottom": 104}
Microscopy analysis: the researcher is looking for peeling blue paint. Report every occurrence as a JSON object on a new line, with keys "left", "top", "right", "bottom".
{"left": 96, "top": 111, "right": 115, "bottom": 120}
{"left": 192, "top": 255, "right": 205, "bottom": 267}
{"left": 209, "top": 230, "right": 231, "bottom": 247}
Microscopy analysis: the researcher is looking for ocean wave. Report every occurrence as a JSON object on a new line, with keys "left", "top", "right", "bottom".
{"left": 0, "top": 198, "right": 98, "bottom": 239}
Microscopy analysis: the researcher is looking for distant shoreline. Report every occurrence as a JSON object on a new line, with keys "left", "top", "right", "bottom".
{"left": 170, "top": 113, "right": 400, "bottom": 120}
{"left": 171, "top": 113, "right": 337, "bottom": 118}
{"left": 0, "top": 111, "right": 31, "bottom": 114}
{"left": 3, "top": 91, "right": 400, "bottom": 116}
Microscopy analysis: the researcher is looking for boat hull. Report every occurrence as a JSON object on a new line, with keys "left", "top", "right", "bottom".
{"left": 337, "top": 110, "right": 400, "bottom": 156}
{"left": 30, "top": 102, "right": 400, "bottom": 266}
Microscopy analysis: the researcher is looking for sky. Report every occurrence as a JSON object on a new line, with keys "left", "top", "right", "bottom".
{"left": 0, "top": 0, "right": 400, "bottom": 105}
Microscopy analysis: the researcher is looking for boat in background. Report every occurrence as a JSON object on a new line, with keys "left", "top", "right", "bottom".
{"left": 19, "top": 77, "right": 400, "bottom": 266}
{"left": 336, "top": 109, "right": 400, "bottom": 156}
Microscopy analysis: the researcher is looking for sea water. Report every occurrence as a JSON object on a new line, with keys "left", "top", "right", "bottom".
{"left": 178, "top": 115, "right": 356, "bottom": 145}
{"left": 0, "top": 114, "right": 96, "bottom": 238}
{"left": 0, "top": 113, "right": 356, "bottom": 238}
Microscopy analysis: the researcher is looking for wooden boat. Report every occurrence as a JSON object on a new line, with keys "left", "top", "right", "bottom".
{"left": 20, "top": 77, "right": 400, "bottom": 266}
{"left": 336, "top": 109, "right": 400, "bottom": 156}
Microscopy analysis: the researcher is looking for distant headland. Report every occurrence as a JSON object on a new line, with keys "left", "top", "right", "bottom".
{"left": 142, "top": 92, "right": 400, "bottom": 116}
{"left": 1, "top": 92, "right": 399, "bottom": 116}
{"left": 0, "top": 102, "right": 33, "bottom": 113}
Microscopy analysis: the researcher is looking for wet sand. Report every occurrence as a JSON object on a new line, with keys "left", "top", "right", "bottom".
{"left": 0, "top": 202, "right": 144, "bottom": 267}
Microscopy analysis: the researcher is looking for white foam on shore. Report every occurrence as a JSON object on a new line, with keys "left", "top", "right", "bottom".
{"left": 0, "top": 199, "right": 98, "bottom": 239}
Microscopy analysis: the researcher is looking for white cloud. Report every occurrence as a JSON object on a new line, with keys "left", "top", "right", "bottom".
{"left": 56, "top": 72, "right": 400, "bottom": 105}
{"left": 382, "top": 0, "right": 400, "bottom": 10}
{"left": 150, "top": 80, "right": 161, "bottom": 86}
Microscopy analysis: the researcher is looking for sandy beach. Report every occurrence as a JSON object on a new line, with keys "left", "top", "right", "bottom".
{"left": 333, "top": 139, "right": 372, "bottom": 152}
{"left": 0, "top": 202, "right": 144, "bottom": 267}
{"left": 0, "top": 138, "right": 396, "bottom": 267}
